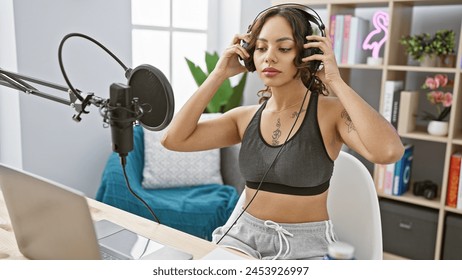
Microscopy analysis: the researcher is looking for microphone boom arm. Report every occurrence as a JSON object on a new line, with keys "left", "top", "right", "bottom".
{"left": 0, "top": 67, "right": 105, "bottom": 122}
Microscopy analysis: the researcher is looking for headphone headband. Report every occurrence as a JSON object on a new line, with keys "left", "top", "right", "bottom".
{"left": 241, "top": 3, "right": 325, "bottom": 73}
{"left": 246, "top": 3, "right": 325, "bottom": 37}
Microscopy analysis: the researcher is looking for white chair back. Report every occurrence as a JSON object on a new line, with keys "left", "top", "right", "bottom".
{"left": 327, "top": 151, "right": 383, "bottom": 259}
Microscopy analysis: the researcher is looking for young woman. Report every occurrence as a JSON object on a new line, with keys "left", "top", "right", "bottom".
{"left": 161, "top": 5, "right": 404, "bottom": 259}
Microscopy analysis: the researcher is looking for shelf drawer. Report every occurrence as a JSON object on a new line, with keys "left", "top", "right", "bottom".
{"left": 442, "top": 214, "right": 462, "bottom": 260}
{"left": 379, "top": 199, "right": 438, "bottom": 260}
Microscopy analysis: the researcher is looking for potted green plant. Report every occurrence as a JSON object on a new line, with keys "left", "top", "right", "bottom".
{"left": 431, "top": 29, "right": 455, "bottom": 56}
{"left": 432, "top": 29, "right": 456, "bottom": 67}
{"left": 399, "top": 29, "right": 455, "bottom": 67}
{"left": 185, "top": 51, "right": 247, "bottom": 113}
{"left": 399, "top": 32, "right": 433, "bottom": 62}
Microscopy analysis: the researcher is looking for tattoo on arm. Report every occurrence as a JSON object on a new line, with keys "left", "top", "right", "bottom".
{"left": 341, "top": 110, "right": 356, "bottom": 133}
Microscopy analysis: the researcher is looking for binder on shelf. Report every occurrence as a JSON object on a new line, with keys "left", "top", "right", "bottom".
{"left": 397, "top": 91, "right": 419, "bottom": 134}
{"left": 393, "top": 144, "right": 414, "bottom": 196}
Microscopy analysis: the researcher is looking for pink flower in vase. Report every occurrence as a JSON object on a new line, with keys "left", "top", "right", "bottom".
{"left": 422, "top": 74, "right": 453, "bottom": 121}
{"left": 442, "top": 92, "right": 453, "bottom": 107}
{"left": 423, "top": 74, "right": 448, "bottom": 90}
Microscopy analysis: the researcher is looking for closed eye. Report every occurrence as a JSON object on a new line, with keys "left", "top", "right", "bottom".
{"left": 279, "top": 48, "right": 292, "bottom": 52}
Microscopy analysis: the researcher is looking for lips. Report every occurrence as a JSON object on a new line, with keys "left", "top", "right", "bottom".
{"left": 262, "top": 67, "right": 281, "bottom": 77}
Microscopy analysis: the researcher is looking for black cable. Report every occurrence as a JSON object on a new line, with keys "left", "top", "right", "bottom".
{"left": 57, "top": 33, "right": 131, "bottom": 102}
{"left": 121, "top": 159, "right": 161, "bottom": 224}
{"left": 216, "top": 75, "right": 316, "bottom": 244}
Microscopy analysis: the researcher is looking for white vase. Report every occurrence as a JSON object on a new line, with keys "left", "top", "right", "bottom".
{"left": 427, "top": 120, "right": 449, "bottom": 136}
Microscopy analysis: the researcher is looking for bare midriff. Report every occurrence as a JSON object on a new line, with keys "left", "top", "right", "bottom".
{"left": 243, "top": 186, "right": 329, "bottom": 223}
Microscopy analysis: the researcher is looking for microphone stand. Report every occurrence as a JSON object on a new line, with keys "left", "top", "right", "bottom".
{"left": 0, "top": 31, "right": 162, "bottom": 225}
{"left": 0, "top": 67, "right": 107, "bottom": 122}
{"left": 1, "top": 65, "right": 164, "bottom": 225}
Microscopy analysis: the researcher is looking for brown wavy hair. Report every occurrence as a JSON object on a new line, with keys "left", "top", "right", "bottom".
{"left": 245, "top": 6, "right": 327, "bottom": 103}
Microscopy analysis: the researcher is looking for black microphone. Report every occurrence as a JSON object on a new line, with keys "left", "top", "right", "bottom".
{"left": 106, "top": 64, "right": 175, "bottom": 162}
{"left": 108, "top": 83, "right": 135, "bottom": 160}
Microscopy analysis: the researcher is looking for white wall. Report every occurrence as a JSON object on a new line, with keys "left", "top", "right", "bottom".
{"left": 238, "top": 0, "right": 271, "bottom": 106}
{"left": 1, "top": 0, "right": 265, "bottom": 198}
{"left": 208, "top": 0, "right": 271, "bottom": 106}
{"left": 3, "top": 0, "right": 132, "bottom": 198}
{"left": 0, "top": 0, "right": 22, "bottom": 168}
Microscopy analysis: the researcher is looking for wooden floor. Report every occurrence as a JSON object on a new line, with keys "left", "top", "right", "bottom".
{"left": 383, "top": 252, "right": 409, "bottom": 260}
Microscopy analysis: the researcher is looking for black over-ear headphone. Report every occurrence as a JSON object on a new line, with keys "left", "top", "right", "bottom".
{"left": 241, "top": 3, "right": 325, "bottom": 73}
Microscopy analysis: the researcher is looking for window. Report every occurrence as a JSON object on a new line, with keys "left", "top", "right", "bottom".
{"left": 131, "top": 0, "right": 210, "bottom": 110}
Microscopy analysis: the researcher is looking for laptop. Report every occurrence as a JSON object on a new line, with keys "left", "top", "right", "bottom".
{"left": 0, "top": 163, "right": 193, "bottom": 260}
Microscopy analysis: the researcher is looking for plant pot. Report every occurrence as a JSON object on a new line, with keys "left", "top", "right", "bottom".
{"left": 427, "top": 120, "right": 448, "bottom": 136}
{"left": 437, "top": 54, "right": 456, "bottom": 68}
{"left": 420, "top": 55, "right": 438, "bottom": 67}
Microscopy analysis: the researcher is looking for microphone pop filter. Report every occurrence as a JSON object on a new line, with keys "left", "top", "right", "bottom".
{"left": 128, "top": 64, "right": 174, "bottom": 131}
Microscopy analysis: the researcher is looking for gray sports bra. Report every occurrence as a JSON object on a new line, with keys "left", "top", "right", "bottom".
{"left": 239, "top": 92, "right": 334, "bottom": 196}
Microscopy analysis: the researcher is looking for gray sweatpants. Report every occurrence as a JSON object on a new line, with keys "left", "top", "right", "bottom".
{"left": 212, "top": 210, "right": 337, "bottom": 260}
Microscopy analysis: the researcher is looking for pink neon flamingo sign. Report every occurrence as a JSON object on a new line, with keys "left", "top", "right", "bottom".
{"left": 362, "top": 11, "right": 389, "bottom": 59}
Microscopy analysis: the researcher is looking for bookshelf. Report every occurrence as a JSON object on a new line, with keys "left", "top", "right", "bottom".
{"left": 272, "top": 0, "right": 462, "bottom": 260}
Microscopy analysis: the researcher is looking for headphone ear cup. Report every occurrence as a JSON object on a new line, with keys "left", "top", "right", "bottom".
{"left": 241, "top": 40, "right": 256, "bottom": 72}
{"left": 303, "top": 40, "right": 323, "bottom": 72}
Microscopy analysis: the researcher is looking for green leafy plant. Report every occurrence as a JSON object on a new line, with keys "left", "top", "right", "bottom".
{"left": 432, "top": 29, "right": 455, "bottom": 56}
{"left": 399, "top": 29, "right": 455, "bottom": 62}
{"left": 186, "top": 51, "right": 247, "bottom": 113}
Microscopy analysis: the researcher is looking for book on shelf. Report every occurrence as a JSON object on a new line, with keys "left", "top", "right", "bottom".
{"left": 391, "top": 90, "right": 401, "bottom": 129}
{"left": 376, "top": 163, "right": 394, "bottom": 195}
{"left": 341, "top": 15, "right": 352, "bottom": 64}
{"left": 446, "top": 152, "right": 462, "bottom": 208}
{"left": 397, "top": 91, "right": 419, "bottom": 134}
{"left": 393, "top": 144, "right": 414, "bottom": 196}
{"left": 457, "top": 155, "right": 462, "bottom": 210}
{"left": 329, "top": 14, "right": 336, "bottom": 49}
{"left": 333, "top": 14, "right": 344, "bottom": 64}
{"left": 375, "top": 164, "right": 387, "bottom": 193}
{"left": 330, "top": 14, "right": 369, "bottom": 65}
{"left": 376, "top": 144, "right": 413, "bottom": 196}
{"left": 383, "top": 163, "right": 395, "bottom": 195}
{"left": 347, "top": 16, "right": 369, "bottom": 64}
{"left": 382, "top": 80, "right": 404, "bottom": 128}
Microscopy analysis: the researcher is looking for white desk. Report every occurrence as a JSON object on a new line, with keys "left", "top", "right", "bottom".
{"left": 0, "top": 191, "right": 247, "bottom": 260}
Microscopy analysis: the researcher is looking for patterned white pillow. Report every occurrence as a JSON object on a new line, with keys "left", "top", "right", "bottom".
{"left": 142, "top": 113, "right": 223, "bottom": 189}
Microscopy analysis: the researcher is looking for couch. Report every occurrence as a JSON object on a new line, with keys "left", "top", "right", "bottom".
{"left": 96, "top": 125, "right": 245, "bottom": 241}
